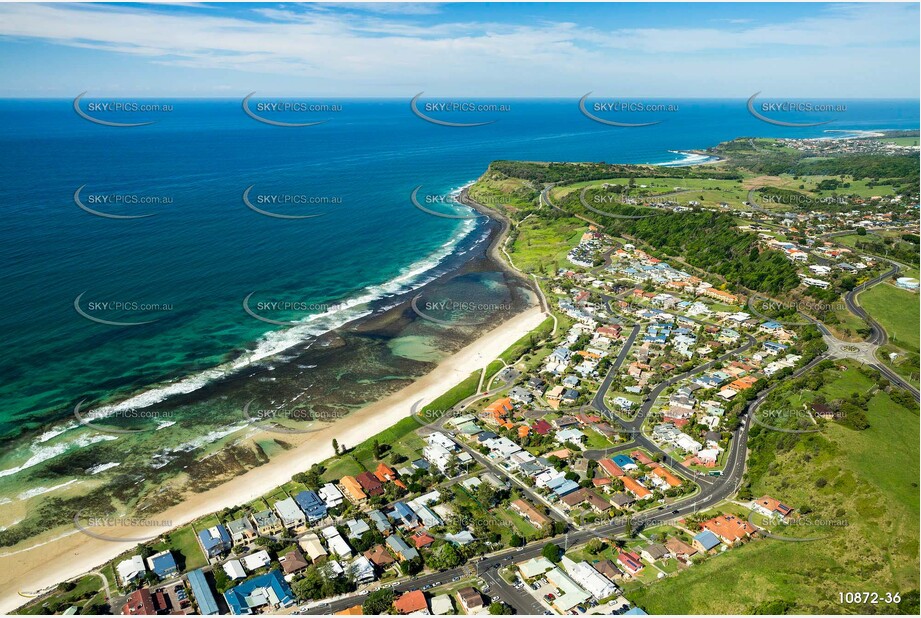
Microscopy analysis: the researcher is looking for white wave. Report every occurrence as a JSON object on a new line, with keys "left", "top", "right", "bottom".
{"left": 656, "top": 150, "right": 718, "bottom": 167}
{"left": 19, "top": 214, "right": 482, "bottom": 459}
{"left": 0, "top": 434, "right": 118, "bottom": 479}
{"left": 167, "top": 422, "right": 250, "bottom": 454}
{"left": 17, "top": 479, "right": 80, "bottom": 500}
{"left": 87, "top": 462, "right": 121, "bottom": 475}
{"left": 156, "top": 421, "right": 176, "bottom": 430}
{"left": 36, "top": 422, "right": 77, "bottom": 443}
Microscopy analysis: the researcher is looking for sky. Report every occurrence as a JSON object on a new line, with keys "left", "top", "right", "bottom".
{"left": 0, "top": 1, "right": 918, "bottom": 98}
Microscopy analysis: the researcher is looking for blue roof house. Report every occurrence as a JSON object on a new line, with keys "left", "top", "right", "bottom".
{"left": 147, "top": 550, "right": 178, "bottom": 579}
{"left": 223, "top": 570, "right": 294, "bottom": 615}
{"left": 693, "top": 530, "right": 721, "bottom": 552}
{"left": 294, "top": 490, "right": 328, "bottom": 522}
{"left": 197, "top": 524, "right": 232, "bottom": 559}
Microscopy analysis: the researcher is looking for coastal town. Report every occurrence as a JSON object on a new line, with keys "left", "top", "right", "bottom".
{"left": 19, "top": 134, "right": 919, "bottom": 616}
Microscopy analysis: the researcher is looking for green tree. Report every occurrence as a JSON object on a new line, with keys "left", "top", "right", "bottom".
{"left": 542, "top": 542, "right": 562, "bottom": 563}
{"left": 363, "top": 589, "right": 394, "bottom": 614}
{"left": 489, "top": 602, "right": 514, "bottom": 615}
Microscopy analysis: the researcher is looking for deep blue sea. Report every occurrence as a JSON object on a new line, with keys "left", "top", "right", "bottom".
{"left": 0, "top": 97, "right": 917, "bottom": 480}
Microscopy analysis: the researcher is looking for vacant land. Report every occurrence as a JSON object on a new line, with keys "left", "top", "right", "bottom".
{"left": 860, "top": 284, "right": 920, "bottom": 353}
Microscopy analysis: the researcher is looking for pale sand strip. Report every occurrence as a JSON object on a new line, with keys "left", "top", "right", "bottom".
{"left": 0, "top": 306, "right": 546, "bottom": 613}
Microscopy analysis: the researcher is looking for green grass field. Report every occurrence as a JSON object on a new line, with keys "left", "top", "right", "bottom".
{"left": 859, "top": 283, "right": 920, "bottom": 353}
{"left": 508, "top": 215, "right": 585, "bottom": 274}
{"left": 628, "top": 364, "right": 920, "bottom": 614}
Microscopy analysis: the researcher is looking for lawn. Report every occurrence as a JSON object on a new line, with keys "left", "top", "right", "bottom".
{"left": 859, "top": 283, "right": 920, "bottom": 353}
{"left": 151, "top": 524, "right": 207, "bottom": 572}
{"left": 627, "top": 364, "right": 920, "bottom": 614}
{"left": 19, "top": 574, "right": 107, "bottom": 615}
{"left": 508, "top": 215, "right": 585, "bottom": 275}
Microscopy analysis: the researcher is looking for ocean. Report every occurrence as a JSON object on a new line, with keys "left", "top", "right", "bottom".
{"left": 0, "top": 97, "right": 916, "bottom": 528}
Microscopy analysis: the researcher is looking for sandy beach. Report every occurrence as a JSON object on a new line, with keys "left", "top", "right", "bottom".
{"left": 0, "top": 304, "right": 546, "bottom": 614}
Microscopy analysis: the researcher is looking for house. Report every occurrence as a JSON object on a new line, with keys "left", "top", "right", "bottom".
{"left": 692, "top": 530, "right": 721, "bottom": 553}
{"left": 355, "top": 471, "right": 385, "bottom": 497}
{"left": 649, "top": 466, "right": 682, "bottom": 488}
{"left": 599, "top": 458, "right": 625, "bottom": 478}
{"left": 701, "top": 514, "right": 754, "bottom": 545}
{"left": 294, "top": 490, "right": 328, "bottom": 522}
{"left": 617, "top": 551, "right": 644, "bottom": 575}
{"left": 561, "top": 556, "right": 618, "bottom": 601}
{"left": 252, "top": 509, "right": 283, "bottom": 536}
{"left": 368, "top": 509, "right": 391, "bottom": 534}
{"left": 351, "top": 556, "right": 377, "bottom": 585}
{"left": 457, "top": 587, "right": 484, "bottom": 613}
{"left": 611, "top": 493, "right": 635, "bottom": 509}
{"left": 274, "top": 497, "right": 307, "bottom": 529}
{"left": 752, "top": 495, "right": 794, "bottom": 522}
{"left": 318, "top": 482, "right": 344, "bottom": 509}
{"left": 510, "top": 499, "right": 550, "bottom": 528}
{"left": 299, "top": 533, "right": 328, "bottom": 562}
{"left": 640, "top": 543, "right": 668, "bottom": 563}
{"left": 197, "top": 524, "right": 233, "bottom": 559}
{"left": 665, "top": 537, "right": 697, "bottom": 560}
{"left": 146, "top": 550, "right": 178, "bottom": 579}
{"left": 322, "top": 526, "right": 353, "bottom": 558}
{"left": 556, "top": 427, "right": 586, "bottom": 446}
{"left": 394, "top": 590, "right": 428, "bottom": 614}
{"left": 188, "top": 569, "right": 220, "bottom": 616}
{"left": 621, "top": 476, "right": 652, "bottom": 500}
{"left": 561, "top": 488, "right": 611, "bottom": 513}
{"left": 385, "top": 534, "right": 420, "bottom": 562}
{"left": 546, "top": 385, "right": 566, "bottom": 409}
{"left": 593, "top": 559, "right": 622, "bottom": 581}
{"left": 115, "top": 555, "right": 146, "bottom": 586}
{"left": 339, "top": 475, "right": 368, "bottom": 502}
{"left": 279, "top": 549, "right": 310, "bottom": 576}
{"left": 121, "top": 588, "right": 155, "bottom": 616}
{"left": 242, "top": 550, "right": 272, "bottom": 571}
{"left": 509, "top": 386, "right": 533, "bottom": 404}
{"left": 227, "top": 517, "right": 256, "bottom": 543}
{"left": 612, "top": 454, "right": 637, "bottom": 471}
{"left": 223, "top": 570, "right": 294, "bottom": 615}
{"left": 345, "top": 518, "right": 372, "bottom": 541}
{"left": 336, "top": 606, "right": 364, "bottom": 616}
{"left": 223, "top": 560, "right": 247, "bottom": 581}
{"left": 532, "top": 419, "right": 553, "bottom": 435}
{"left": 430, "top": 594, "right": 454, "bottom": 615}
{"left": 546, "top": 568, "right": 593, "bottom": 613}
{"left": 364, "top": 544, "right": 396, "bottom": 567}
{"left": 412, "top": 530, "right": 436, "bottom": 549}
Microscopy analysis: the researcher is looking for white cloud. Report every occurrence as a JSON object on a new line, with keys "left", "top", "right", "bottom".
{"left": 0, "top": 2, "right": 915, "bottom": 96}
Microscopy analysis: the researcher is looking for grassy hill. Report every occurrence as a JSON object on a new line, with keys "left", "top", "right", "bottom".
{"left": 628, "top": 362, "right": 920, "bottom": 614}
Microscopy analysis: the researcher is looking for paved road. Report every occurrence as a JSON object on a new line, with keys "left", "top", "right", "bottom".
{"left": 308, "top": 340, "right": 786, "bottom": 615}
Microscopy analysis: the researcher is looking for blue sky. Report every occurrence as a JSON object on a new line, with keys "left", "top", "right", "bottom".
{"left": 0, "top": 2, "right": 917, "bottom": 97}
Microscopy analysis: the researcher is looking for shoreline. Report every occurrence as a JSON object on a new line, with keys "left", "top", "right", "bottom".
{"left": 0, "top": 304, "right": 547, "bottom": 613}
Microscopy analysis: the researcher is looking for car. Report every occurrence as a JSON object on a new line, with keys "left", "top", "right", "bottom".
{"left": 452, "top": 577, "right": 460, "bottom": 582}
{"left": 672, "top": 509, "right": 680, "bottom": 514}
{"left": 657, "top": 506, "right": 664, "bottom": 510}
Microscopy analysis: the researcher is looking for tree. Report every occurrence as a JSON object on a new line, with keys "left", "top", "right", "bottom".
{"left": 542, "top": 542, "right": 562, "bottom": 563}
{"left": 332, "top": 438, "right": 340, "bottom": 455}
{"left": 363, "top": 589, "right": 394, "bottom": 615}
{"left": 489, "top": 601, "right": 514, "bottom": 614}
{"left": 586, "top": 538, "right": 605, "bottom": 554}
{"left": 428, "top": 542, "right": 462, "bottom": 571}
{"left": 509, "top": 534, "right": 525, "bottom": 548}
